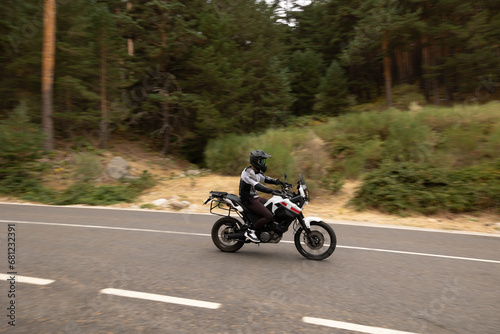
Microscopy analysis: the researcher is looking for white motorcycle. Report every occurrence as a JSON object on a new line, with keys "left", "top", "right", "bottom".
{"left": 204, "top": 174, "right": 336, "bottom": 261}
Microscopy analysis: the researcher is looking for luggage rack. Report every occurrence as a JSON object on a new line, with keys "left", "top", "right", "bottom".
{"left": 206, "top": 191, "right": 244, "bottom": 219}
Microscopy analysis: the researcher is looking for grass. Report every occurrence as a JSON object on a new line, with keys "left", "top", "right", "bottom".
{"left": 205, "top": 101, "right": 500, "bottom": 214}
{"left": 19, "top": 171, "right": 156, "bottom": 206}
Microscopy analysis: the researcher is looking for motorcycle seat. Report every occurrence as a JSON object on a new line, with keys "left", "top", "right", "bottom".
{"left": 210, "top": 191, "right": 228, "bottom": 197}
{"left": 226, "top": 193, "right": 248, "bottom": 212}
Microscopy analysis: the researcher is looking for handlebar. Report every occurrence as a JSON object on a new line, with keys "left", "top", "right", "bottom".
{"left": 274, "top": 182, "right": 295, "bottom": 198}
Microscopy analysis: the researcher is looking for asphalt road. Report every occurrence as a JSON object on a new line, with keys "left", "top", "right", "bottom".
{"left": 0, "top": 203, "right": 499, "bottom": 334}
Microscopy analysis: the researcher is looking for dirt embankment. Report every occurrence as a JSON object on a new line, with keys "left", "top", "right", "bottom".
{"left": 110, "top": 145, "right": 499, "bottom": 234}
{"left": 2, "top": 140, "right": 499, "bottom": 234}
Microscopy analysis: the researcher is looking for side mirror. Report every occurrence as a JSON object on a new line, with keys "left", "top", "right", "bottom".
{"left": 284, "top": 172, "right": 287, "bottom": 181}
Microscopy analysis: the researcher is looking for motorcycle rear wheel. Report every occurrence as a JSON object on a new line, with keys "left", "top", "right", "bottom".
{"left": 294, "top": 221, "right": 336, "bottom": 261}
{"left": 211, "top": 217, "right": 245, "bottom": 252}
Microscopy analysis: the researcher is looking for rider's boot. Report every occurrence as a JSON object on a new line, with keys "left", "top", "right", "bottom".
{"left": 244, "top": 228, "right": 260, "bottom": 243}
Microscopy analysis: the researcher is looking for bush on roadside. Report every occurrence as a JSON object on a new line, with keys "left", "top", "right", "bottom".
{"left": 349, "top": 161, "right": 500, "bottom": 215}
{"left": 205, "top": 128, "right": 330, "bottom": 179}
{"left": 0, "top": 100, "right": 47, "bottom": 196}
{"left": 321, "top": 173, "right": 345, "bottom": 194}
{"left": 392, "top": 84, "right": 426, "bottom": 110}
{"left": 48, "top": 171, "right": 155, "bottom": 206}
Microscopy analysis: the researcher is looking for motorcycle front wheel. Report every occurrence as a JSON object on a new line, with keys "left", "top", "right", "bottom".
{"left": 294, "top": 221, "right": 336, "bottom": 261}
{"left": 211, "top": 217, "right": 245, "bottom": 252}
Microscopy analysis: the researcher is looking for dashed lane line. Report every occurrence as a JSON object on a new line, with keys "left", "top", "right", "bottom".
{"left": 100, "top": 288, "right": 221, "bottom": 309}
{"left": 2, "top": 219, "right": 500, "bottom": 264}
{"left": 0, "top": 273, "right": 54, "bottom": 285}
{"left": 302, "top": 316, "right": 419, "bottom": 334}
{"left": 0, "top": 272, "right": 426, "bottom": 332}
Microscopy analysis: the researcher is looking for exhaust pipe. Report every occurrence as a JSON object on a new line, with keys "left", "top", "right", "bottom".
{"left": 225, "top": 232, "right": 245, "bottom": 240}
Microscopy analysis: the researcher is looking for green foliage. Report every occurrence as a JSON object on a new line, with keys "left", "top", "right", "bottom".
{"left": 321, "top": 173, "right": 345, "bottom": 194}
{"left": 314, "top": 60, "right": 350, "bottom": 115}
{"left": 383, "top": 114, "right": 436, "bottom": 163}
{"left": 1, "top": 0, "right": 499, "bottom": 217}
{"left": 45, "top": 171, "right": 154, "bottom": 206}
{"left": 350, "top": 162, "right": 500, "bottom": 214}
{"left": 205, "top": 128, "right": 330, "bottom": 179}
{"left": 288, "top": 49, "right": 324, "bottom": 115}
{"left": 392, "top": 85, "right": 426, "bottom": 110}
{"left": 204, "top": 133, "right": 254, "bottom": 175}
{"left": 2, "top": 0, "right": 500, "bottom": 163}
{"left": 0, "top": 101, "right": 46, "bottom": 195}
{"left": 208, "top": 102, "right": 500, "bottom": 191}
{"left": 0, "top": 101, "right": 45, "bottom": 167}
{"left": 314, "top": 102, "right": 500, "bottom": 179}
{"left": 73, "top": 152, "right": 103, "bottom": 182}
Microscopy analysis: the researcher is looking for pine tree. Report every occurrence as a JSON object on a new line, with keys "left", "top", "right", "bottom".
{"left": 288, "top": 49, "right": 324, "bottom": 116}
{"left": 346, "top": 0, "right": 423, "bottom": 108}
{"left": 314, "top": 60, "right": 349, "bottom": 115}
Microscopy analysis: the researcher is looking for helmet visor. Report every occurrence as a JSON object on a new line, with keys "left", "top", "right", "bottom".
{"left": 259, "top": 158, "right": 267, "bottom": 166}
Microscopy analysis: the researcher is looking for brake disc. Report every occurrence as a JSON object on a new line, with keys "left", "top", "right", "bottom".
{"left": 305, "top": 231, "right": 324, "bottom": 250}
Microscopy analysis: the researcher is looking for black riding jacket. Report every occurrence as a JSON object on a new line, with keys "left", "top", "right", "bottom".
{"left": 239, "top": 166, "right": 279, "bottom": 203}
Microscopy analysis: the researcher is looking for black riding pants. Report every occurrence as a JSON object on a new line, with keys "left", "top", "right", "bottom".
{"left": 244, "top": 197, "right": 273, "bottom": 230}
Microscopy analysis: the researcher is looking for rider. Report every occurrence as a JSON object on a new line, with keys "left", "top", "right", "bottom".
{"left": 240, "top": 150, "right": 281, "bottom": 243}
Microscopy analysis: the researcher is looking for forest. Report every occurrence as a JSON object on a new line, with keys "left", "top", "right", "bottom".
{"left": 0, "top": 0, "right": 499, "bottom": 213}
{"left": 1, "top": 0, "right": 499, "bottom": 156}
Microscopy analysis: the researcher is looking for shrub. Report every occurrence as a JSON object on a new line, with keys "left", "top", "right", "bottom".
{"left": 321, "top": 173, "right": 345, "bottom": 194}
{"left": 350, "top": 162, "right": 500, "bottom": 214}
{"left": 0, "top": 100, "right": 46, "bottom": 195}
{"left": 53, "top": 171, "right": 155, "bottom": 205}
{"left": 73, "top": 152, "right": 103, "bottom": 182}
{"left": 392, "top": 84, "right": 426, "bottom": 110}
{"left": 205, "top": 129, "right": 329, "bottom": 179}
{"left": 204, "top": 133, "right": 252, "bottom": 175}
{"left": 383, "top": 115, "right": 436, "bottom": 163}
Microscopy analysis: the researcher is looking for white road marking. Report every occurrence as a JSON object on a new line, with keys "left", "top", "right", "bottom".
{"left": 302, "top": 316, "right": 418, "bottom": 334}
{"left": 2, "top": 201, "right": 498, "bottom": 237}
{"left": 2, "top": 219, "right": 499, "bottom": 264}
{"left": 0, "top": 220, "right": 210, "bottom": 237}
{"left": 0, "top": 273, "right": 54, "bottom": 285}
{"left": 337, "top": 245, "right": 500, "bottom": 264}
{"left": 281, "top": 241, "right": 500, "bottom": 263}
{"left": 100, "top": 288, "right": 221, "bottom": 309}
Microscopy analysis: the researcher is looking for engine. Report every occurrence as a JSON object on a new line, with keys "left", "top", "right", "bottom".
{"left": 259, "top": 230, "right": 282, "bottom": 243}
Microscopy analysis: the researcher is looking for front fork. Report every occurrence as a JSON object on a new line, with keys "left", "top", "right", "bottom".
{"left": 297, "top": 214, "right": 311, "bottom": 235}
{"left": 297, "top": 214, "right": 326, "bottom": 248}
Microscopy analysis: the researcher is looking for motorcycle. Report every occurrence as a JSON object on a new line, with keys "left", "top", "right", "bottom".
{"left": 204, "top": 173, "right": 336, "bottom": 261}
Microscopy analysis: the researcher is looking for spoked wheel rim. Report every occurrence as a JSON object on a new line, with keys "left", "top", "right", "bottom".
{"left": 218, "top": 224, "right": 239, "bottom": 247}
{"left": 304, "top": 231, "right": 325, "bottom": 250}
{"left": 211, "top": 217, "right": 245, "bottom": 253}
{"left": 294, "top": 221, "right": 336, "bottom": 260}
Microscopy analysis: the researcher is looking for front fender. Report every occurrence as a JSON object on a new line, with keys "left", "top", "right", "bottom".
{"left": 302, "top": 217, "right": 323, "bottom": 229}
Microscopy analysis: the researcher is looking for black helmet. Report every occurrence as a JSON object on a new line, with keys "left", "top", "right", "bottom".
{"left": 250, "top": 150, "right": 271, "bottom": 173}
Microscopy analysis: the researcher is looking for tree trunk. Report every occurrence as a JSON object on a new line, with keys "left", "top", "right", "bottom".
{"left": 395, "top": 48, "right": 404, "bottom": 85}
{"left": 161, "top": 102, "right": 170, "bottom": 156}
{"left": 126, "top": 2, "right": 134, "bottom": 57}
{"left": 42, "top": 0, "right": 56, "bottom": 151}
{"left": 99, "top": 26, "right": 108, "bottom": 149}
{"left": 432, "top": 44, "right": 440, "bottom": 106}
{"left": 443, "top": 46, "right": 452, "bottom": 106}
{"left": 422, "top": 36, "right": 430, "bottom": 102}
{"left": 382, "top": 31, "right": 392, "bottom": 108}
{"left": 161, "top": 12, "right": 167, "bottom": 48}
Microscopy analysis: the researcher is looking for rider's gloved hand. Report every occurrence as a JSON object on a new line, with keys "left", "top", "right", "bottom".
{"left": 276, "top": 179, "right": 287, "bottom": 187}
